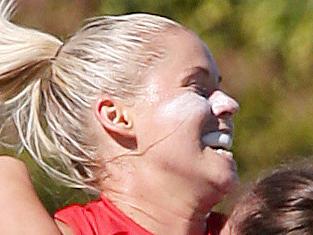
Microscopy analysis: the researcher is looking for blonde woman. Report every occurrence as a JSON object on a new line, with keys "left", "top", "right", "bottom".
{"left": 0, "top": 0, "right": 239, "bottom": 234}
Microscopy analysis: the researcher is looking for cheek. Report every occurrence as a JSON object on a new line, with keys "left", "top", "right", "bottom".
{"left": 134, "top": 93, "right": 211, "bottom": 151}
{"left": 155, "top": 93, "right": 210, "bottom": 124}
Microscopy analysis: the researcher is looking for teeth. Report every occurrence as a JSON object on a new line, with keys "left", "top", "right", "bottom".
{"left": 201, "top": 132, "right": 233, "bottom": 150}
{"left": 215, "top": 149, "right": 233, "bottom": 158}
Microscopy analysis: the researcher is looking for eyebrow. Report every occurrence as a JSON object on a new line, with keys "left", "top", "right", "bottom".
{"left": 181, "top": 66, "right": 221, "bottom": 85}
{"left": 181, "top": 67, "right": 209, "bottom": 84}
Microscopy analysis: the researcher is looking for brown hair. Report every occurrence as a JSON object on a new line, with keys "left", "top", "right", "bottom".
{"left": 229, "top": 164, "right": 313, "bottom": 235}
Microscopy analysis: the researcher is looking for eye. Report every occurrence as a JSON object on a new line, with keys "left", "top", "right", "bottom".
{"left": 188, "top": 81, "right": 209, "bottom": 98}
{"left": 218, "top": 76, "right": 223, "bottom": 83}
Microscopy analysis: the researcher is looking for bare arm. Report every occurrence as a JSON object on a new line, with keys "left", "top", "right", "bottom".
{"left": 0, "top": 156, "right": 73, "bottom": 235}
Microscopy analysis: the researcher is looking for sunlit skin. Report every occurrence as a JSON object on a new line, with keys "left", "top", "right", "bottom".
{"left": 89, "top": 27, "right": 239, "bottom": 235}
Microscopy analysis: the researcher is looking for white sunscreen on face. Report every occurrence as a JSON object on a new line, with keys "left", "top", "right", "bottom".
{"left": 157, "top": 93, "right": 208, "bottom": 121}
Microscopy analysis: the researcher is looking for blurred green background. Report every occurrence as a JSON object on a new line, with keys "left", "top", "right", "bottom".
{"left": 1, "top": 0, "right": 313, "bottom": 214}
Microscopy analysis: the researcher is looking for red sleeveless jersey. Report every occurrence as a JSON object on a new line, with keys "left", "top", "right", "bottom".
{"left": 54, "top": 194, "right": 226, "bottom": 235}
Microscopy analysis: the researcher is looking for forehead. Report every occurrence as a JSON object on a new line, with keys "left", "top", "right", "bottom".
{"left": 144, "top": 28, "right": 219, "bottom": 87}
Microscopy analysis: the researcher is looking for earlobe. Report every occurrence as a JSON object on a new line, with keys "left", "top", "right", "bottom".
{"left": 95, "top": 97, "right": 134, "bottom": 137}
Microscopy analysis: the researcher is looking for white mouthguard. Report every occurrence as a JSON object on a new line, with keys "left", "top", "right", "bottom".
{"left": 201, "top": 132, "right": 233, "bottom": 150}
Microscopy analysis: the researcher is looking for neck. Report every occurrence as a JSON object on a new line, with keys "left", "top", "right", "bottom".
{"left": 104, "top": 193, "right": 209, "bottom": 235}
{"left": 101, "top": 162, "right": 224, "bottom": 235}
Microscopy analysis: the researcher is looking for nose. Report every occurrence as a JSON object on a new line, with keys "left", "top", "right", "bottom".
{"left": 209, "top": 90, "right": 239, "bottom": 117}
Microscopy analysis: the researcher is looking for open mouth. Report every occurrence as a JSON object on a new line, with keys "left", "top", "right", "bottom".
{"left": 201, "top": 131, "right": 234, "bottom": 158}
{"left": 201, "top": 131, "right": 233, "bottom": 150}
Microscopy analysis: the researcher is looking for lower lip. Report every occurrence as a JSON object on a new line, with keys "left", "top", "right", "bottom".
{"left": 204, "top": 147, "right": 237, "bottom": 170}
{"left": 214, "top": 149, "right": 233, "bottom": 159}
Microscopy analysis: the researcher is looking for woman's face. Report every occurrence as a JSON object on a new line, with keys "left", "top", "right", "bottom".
{"left": 132, "top": 28, "right": 239, "bottom": 197}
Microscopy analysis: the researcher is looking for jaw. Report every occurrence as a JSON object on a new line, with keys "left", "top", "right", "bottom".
{"left": 200, "top": 141, "right": 239, "bottom": 196}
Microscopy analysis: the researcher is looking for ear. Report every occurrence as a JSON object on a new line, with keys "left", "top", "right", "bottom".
{"left": 95, "top": 97, "right": 134, "bottom": 138}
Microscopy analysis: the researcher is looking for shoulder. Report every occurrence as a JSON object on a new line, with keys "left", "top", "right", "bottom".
{"left": 54, "top": 204, "right": 91, "bottom": 235}
{"left": 54, "top": 199, "right": 105, "bottom": 235}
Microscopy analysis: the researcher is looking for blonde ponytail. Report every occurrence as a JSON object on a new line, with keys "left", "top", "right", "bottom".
{"left": 0, "top": 0, "right": 62, "bottom": 101}
{"left": 0, "top": 0, "right": 81, "bottom": 186}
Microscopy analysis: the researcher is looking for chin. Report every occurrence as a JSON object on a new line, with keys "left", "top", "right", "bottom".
{"left": 220, "top": 173, "right": 239, "bottom": 194}
{"left": 210, "top": 171, "right": 239, "bottom": 196}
